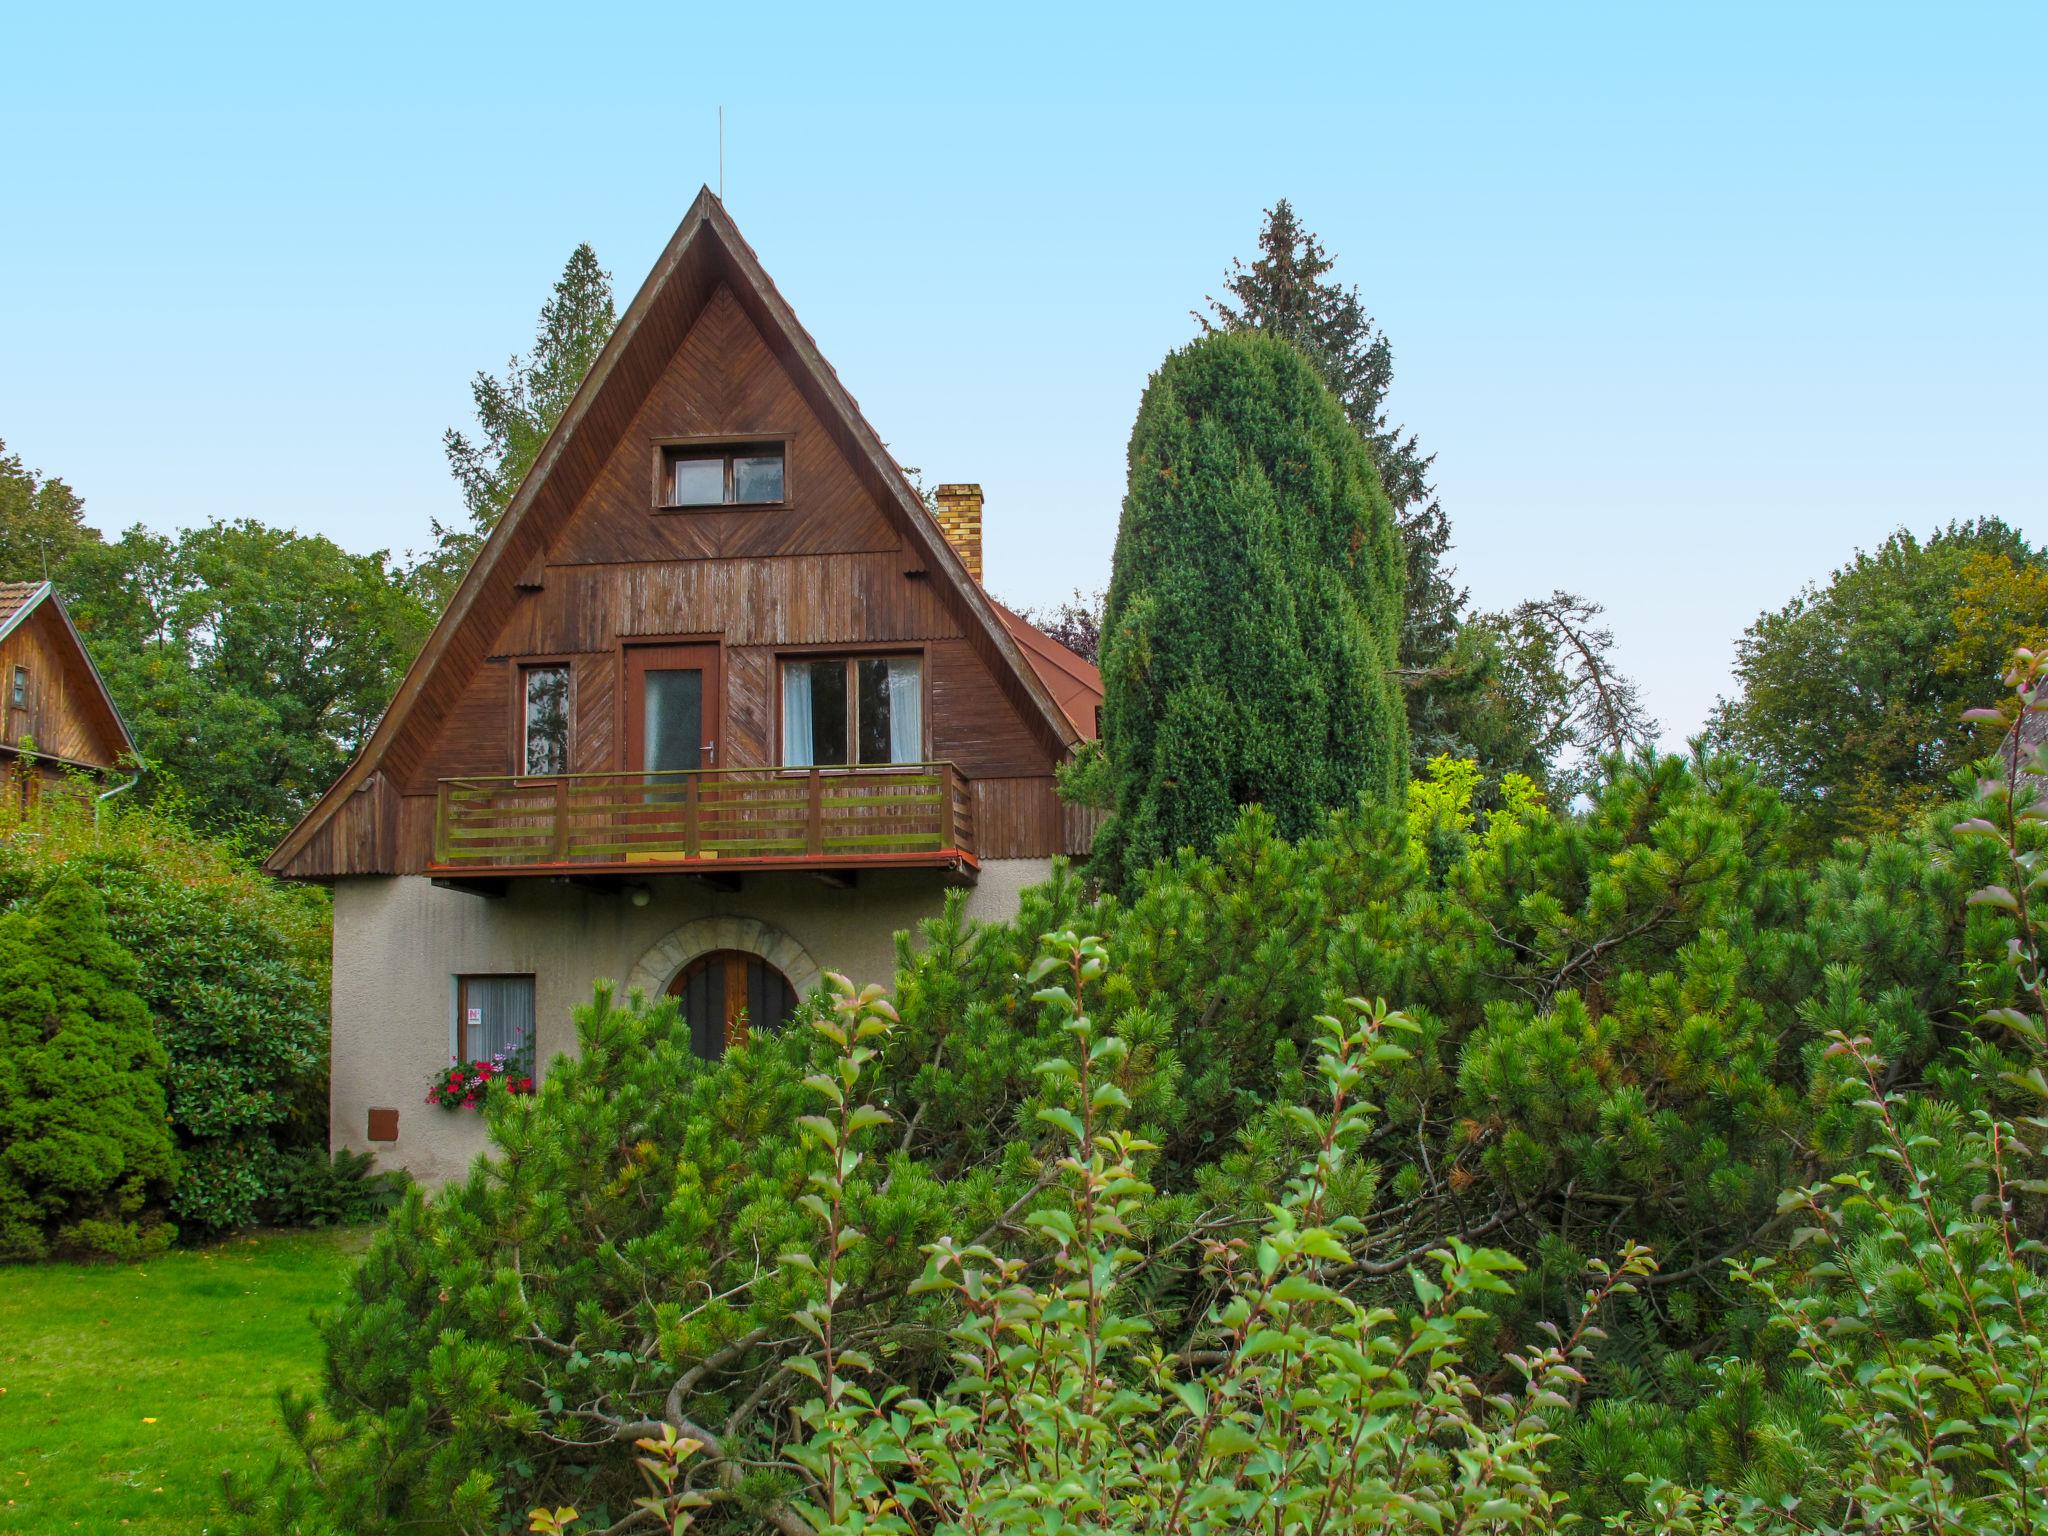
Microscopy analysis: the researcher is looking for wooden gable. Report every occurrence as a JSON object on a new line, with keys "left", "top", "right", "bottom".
{"left": 0, "top": 582, "right": 135, "bottom": 775}
{"left": 267, "top": 190, "right": 1083, "bottom": 880}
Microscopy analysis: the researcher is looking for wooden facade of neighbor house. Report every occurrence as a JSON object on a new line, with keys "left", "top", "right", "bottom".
{"left": 0, "top": 581, "right": 136, "bottom": 795}
{"left": 268, "top": 190, "right": 1103, "bottom": 1185}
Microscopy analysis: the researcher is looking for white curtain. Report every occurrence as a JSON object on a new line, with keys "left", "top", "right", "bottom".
{"left": 887, "top": 658, "right": 922, "bottom": 764}
{"left": 782, "top": 663, "right": 814, "bottom": 767}
{"left": 463, "top": 975, "right": 534, "bottom": 1064}
{"left": 642, "top": 675, "right": 668, "bottom": 769}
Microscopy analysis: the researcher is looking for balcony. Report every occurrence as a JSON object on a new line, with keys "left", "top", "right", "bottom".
{"left": 429, "top": 763, "right": 976, "bottom": 883}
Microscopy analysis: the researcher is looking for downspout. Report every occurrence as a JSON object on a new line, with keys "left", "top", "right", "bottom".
{"left": 95, "top": 765, "right": 143, "bottom": 825}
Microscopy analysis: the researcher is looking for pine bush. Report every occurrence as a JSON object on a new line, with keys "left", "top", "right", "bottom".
{"left": 238, "top": 746, "right": 2018, "bottom": 1530}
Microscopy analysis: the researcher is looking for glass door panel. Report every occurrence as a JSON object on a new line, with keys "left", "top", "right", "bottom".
{"left": 641, "top": 669, "right": 703, "bottom": 772}
{"left": 624, "top": 645, "right": 721, "bottom": 773}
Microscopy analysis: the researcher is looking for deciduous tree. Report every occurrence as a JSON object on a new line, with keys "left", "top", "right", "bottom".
{"left": 60, "top": 520, "right": 429, "bottom": 844}
{"left": 1710, "top": 517, "right": 2045, "bottom": 849}
{"left": 0, "top": 436, "right": 96, "bottom": 583}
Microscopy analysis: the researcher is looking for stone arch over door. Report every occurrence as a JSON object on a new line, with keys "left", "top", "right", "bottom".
{"left": 626, "top": 915, "right": 823, "bottom": 1005}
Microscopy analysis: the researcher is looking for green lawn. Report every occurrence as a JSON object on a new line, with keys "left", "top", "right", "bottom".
{"left": 0, "top": 1227, "right": 368, "bottom": 1535}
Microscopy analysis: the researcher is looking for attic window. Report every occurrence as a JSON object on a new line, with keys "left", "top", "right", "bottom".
{"left": 9, "top": 667, "right": 23, "bottom": 708}
{"left": 661, "top": 444, "right": 785, "bottom": 508}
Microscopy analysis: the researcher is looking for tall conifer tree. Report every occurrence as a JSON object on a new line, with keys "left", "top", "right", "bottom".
{"left": 1202, "top": 201, "right": 1463, "bottom": 679}
{"left": 416, "top": 243, "right": 616, "bottom": 608}
{"left": 1094, "top": 330, "right": 1407, "bottom": 888}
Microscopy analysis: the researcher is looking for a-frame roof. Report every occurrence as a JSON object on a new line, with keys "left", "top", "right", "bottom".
{"left": 0, "top": 580, "right": 138, "bottom": 769}
{"left": 268, "top": 188, "right": 1079, "bottom": 876}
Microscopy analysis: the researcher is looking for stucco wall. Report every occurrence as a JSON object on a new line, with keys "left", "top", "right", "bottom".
{"left": 331, "top": 860, "right": 1053, "bottom": 1186}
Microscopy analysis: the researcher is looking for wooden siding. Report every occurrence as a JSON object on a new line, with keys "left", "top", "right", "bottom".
{"left": 0, "top": 602, "right": 126, "bottom": 772}
{"left": 973, "top": 777, "right": 1099, "bottom": 860}
{"left": 285, "top": 275, "right": 1072, "bottom": 878}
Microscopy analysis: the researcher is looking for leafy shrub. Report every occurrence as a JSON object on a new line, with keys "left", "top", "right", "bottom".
{"left": 784, "top": 941, "right": 1654, "bottom": 1536}
{"left": 1606, "top": 648, "right": 2048, "bottom": 1531}
{"left": 0, "top": 788, "right": 327, "bottom": 1229}
{"left": 0, "top": 874, "right": 177, "bottom": 1260}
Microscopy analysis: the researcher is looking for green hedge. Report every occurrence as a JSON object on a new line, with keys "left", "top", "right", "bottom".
{"left": 0, "top": 784, "right": 329, "bottom": 1230}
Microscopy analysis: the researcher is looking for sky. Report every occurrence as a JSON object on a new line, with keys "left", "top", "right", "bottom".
{"left": 2, "top": 1, "right": 2042, "bottom": 744}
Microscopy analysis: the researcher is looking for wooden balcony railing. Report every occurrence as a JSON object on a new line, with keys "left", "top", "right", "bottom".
{"left": 429, "top": 763, "right": 976, "bottom": 876}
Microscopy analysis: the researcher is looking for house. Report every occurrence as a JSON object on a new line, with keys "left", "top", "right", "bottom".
{"left": 0, "top": 580, "right": 136, "bottom": 794}
{"left": 267, "top": 190, "right": 1103, "bottom": 1184}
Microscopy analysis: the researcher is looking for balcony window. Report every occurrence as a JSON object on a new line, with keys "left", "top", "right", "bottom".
{"left": 781, "top": 655, "right": 922, "bottom": 767}
{"left": 522, "top": 665, "right": 570, "bottom": 775}
{"left": 661, "top": 443, "right": 785, "bottom": 507}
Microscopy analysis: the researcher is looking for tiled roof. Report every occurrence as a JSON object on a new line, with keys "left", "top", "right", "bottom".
{"left": 0, "top": 582, "right": 47, "bottom": 630}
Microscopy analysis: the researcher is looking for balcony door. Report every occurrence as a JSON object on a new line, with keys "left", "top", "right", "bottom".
{"left": 625, "top": 644, "right": 721, "bottom": 774}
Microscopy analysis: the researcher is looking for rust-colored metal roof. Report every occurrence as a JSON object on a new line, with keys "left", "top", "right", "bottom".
{"left": 995, "top": 604, "right": 1102, "bottom": 741}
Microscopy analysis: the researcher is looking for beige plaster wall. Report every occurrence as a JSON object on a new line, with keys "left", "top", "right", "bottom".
{"left": 330, "top": 861, "right": 1053, "bottom": 1187}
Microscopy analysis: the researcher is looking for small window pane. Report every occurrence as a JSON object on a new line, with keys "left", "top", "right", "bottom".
{"left": 857, "top": 657, "right": 921, "bottom": 764}
{"left": 669, "top": 455, "right": 725, "bottom": 505}
{"left": 524, "top": 666, "right": 569, "bottom": 775}
{"left": 856, "top": 660, "right": 891, "bottom": 765}
{"left": 807, "top": 661, "right": 849, "bottom": 766}
{"left": 732, "top": 452, "right": 784, "bottom": 504}
{"left": 458, "top": 974, "right": 534, "bottom": 1064}
{"left": 10, "top": 667, "right": 24, "bottom": 708}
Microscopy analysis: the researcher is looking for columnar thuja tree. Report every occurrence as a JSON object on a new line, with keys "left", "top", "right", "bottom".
{"left": 1094, "top": 329, "right": 1407, "bottom": 889}
{"left": 0, "top": 874, "right": 176, "bottom": 1259}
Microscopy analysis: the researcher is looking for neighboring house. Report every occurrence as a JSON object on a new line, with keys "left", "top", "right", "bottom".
{"left": 0, "top": 580, "right": 135, "bottom": 793}
{"left": 267, "top": 190, "right": 1103, "bottom": 1184}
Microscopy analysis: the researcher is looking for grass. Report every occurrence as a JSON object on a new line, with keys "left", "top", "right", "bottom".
{"left": 0, "top": 1227, "right": 368, "bottom": 1535}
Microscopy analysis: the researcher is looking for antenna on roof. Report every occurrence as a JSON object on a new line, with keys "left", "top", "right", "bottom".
{"left": 718, "top": 106, "right": 724, "bottom": 200}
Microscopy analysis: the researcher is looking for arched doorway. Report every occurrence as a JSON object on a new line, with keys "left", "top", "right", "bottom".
{"left": 669, "top": 949, "right": 798, "bottom": 1060}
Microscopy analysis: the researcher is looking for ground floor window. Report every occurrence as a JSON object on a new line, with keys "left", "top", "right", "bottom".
{"left": 457, "top": 973, "right": 535, "bottom": 1064}
{"left": 668, "top": 949, "right": 797, "bottom": 1060}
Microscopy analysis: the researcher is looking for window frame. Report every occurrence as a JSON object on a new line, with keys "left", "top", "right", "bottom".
{"left": 452, "top": 972, "right": 536, "bottom": 1064}
{"left": 774, "top": 648, "right": 929, "bottom": 769}
{"left": 9, "top": 666, "right": 24, "bottom": 709}
{"left": 517, "top": 660, "right": 574, "bottom": 777}
{"left": 652, "top": 434, "right": 793, "bottom": 511}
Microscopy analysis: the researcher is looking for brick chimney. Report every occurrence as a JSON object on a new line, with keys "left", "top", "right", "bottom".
{"left": 933, "top": 484, "right": 983, "bottom": 582}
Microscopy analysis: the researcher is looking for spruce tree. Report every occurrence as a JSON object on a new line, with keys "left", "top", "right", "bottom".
{"left": 1095, "top": 329, "right": 1407, "bottom": 887}
{"left": 0, "top": 873, "right": 175, "bottom": 1259}
{"left": 417, "top": 243, "right": 616, "bottom": 609}
{"left": 1202, "top": 202, "right": 1464, "bottom": 687}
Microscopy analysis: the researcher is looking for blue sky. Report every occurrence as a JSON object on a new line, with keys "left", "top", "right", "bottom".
{"left": 2, "top": 1, "right": 2041, "bottom": 742}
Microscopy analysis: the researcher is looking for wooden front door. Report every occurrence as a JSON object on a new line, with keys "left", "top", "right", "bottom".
{"left": 668, "top": 949, "right": 798, "bottom": 1059}
{"left": 624, "top": 645, "right": 722, "bottom": 773}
